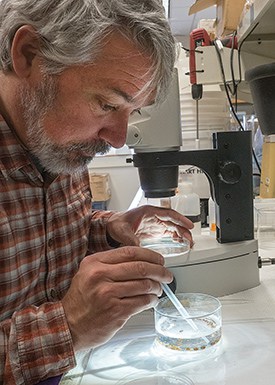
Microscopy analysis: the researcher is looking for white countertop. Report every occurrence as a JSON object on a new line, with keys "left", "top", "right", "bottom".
{"left": 62, "top": 262, "right": 275, "bottom": 385}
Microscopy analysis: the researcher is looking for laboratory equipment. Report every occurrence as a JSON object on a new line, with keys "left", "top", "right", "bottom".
{"left": 171, "top": 181, "right": 201, "bottom": 235}
{"left": 208, "top": 196, "right": 216, "bottom": 236}
{"left": 256, "top": 207, "right": 275, "bottom": 250}
{"left": 142, "top": 239, "right": 205, "bottom": 333}
{"left": 160, "top": 283, "right": 210, "bottom": 346}
{"left": 127, "top": 70, "right": 254, "bottom": 243}
{"left": 187, "top": 4, "right": 275, "bottom": 201}
{"left": 141, "top": 237, "right": 190, "bottom": 258}
{"left": 154, "top": 293, "right": 222, "bottom": 360}
{"left": 127, "top": 70, "right": 259, "bottom": 296}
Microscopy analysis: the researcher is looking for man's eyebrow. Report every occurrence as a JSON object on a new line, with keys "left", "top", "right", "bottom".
{"left": 111, "top": 87, "right": 133, "bottom": 103}
{"left": 110, "top": 87, "right": 156, "bottom": 106}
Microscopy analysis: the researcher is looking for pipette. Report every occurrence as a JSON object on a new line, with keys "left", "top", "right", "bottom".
{"left": 161, "top": 283, "right": 209, "bottom": 344}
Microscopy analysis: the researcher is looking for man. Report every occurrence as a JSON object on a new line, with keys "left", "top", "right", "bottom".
{"left": 0, "top": 1, "right": 193, "bottom": 384}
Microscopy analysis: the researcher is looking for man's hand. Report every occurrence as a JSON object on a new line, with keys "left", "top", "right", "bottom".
{"left": 106, "top": 205, "right": 194, "bottom": 247}
{"left": 62, "top": 246, "right": 173, "bottom": 351}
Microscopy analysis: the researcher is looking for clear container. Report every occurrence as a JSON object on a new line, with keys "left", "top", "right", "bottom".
{"left": 141, "top": 237, "right": 190, "bottom": 258}
{"left": 116, "top": 371, "right": 194, "bottom": 385}
{"left": 154, "top": 293, "right": 222, "bottom": 360}
{"left": 208, "top": 196, "right": 216, "bottom": 236}
{"left": 171, "top": 182, "right": 201, "bottom": 236}
{"left": 256, "top": 208, "right": 275, "bottom": 250}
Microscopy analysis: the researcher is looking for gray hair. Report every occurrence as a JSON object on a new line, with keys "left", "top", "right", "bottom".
{"left": 0, "top": 0, "right": 177, "bottom": 101}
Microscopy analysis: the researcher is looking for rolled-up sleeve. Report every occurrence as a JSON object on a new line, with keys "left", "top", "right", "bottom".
{"left": 0, "top": 302, "right": 76, "bottom": 385}
{"left": 87, "top": 210, "right": 118, "bottom": 253}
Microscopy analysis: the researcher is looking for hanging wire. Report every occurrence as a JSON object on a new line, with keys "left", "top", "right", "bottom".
{"left": 213, "top": 38, "right": 261, "bottom": 174}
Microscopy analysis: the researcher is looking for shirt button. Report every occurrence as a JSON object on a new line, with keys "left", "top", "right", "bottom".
{"left": 48, "top": 238, "right": 54, "bottom": 248}
{"left": 50, "top": 289, "right": 57, "bottom": 300}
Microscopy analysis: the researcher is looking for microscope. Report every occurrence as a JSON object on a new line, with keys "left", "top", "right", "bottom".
{"left": 127, "top": 70, "right": 260, "bottom": 297}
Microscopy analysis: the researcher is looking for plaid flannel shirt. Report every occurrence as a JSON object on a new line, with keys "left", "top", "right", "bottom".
{"left": 0, "top": 120, "right": 114, "bottom": 384}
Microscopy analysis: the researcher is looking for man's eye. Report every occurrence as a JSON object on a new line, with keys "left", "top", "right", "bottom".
{"left": 101, "top": 103, "right": 117, "bottom": 112}
{"left": 131, "top": 108, "right": 142, "bottom": 116}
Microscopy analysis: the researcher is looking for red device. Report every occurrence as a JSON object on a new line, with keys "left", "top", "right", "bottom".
{"left": 189, "top": 28, "right": 238, "bottom": 100}
{"left": 189, "top": 28, "right": 212, "bottom": 86}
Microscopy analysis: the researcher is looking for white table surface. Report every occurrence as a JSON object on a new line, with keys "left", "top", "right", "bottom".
{"left": 61, "top": 260, "right": 275, "bottom": 385}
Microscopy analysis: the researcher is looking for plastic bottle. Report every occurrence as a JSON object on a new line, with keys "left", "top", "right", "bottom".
{"left": 208, "top": 196, "right": 216, "bottom": 237}
{"left": 172, "top": 181, "right": 201, "bottom": 235}
{"left": 146, "top": 197, "right": 171, "bottom": 208}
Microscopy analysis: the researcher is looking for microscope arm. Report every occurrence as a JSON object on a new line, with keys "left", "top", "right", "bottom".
{"left": 132, "top": 130, "right": 254, "bottom": 244}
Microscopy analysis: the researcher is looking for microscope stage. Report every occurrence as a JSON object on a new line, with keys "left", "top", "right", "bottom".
{"left": 165, "top": 234, "right": 260, "bottom": 297}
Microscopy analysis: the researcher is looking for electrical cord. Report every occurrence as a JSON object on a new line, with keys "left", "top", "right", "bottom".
{"left": 181, "top": 36, "right": 262, "bottom": 174}
{"left": 213, "top": 39, "right": 244, "bottom": 127}
{"left": 228, "top": 30, "right": 238, "bottom": 96}
{"left": 213, "top": 39, "right": 262, "bottom": 174}
{"left": 237, "top": 22, "right": 260, "bottom": 88}
{"left": 236, "top": 23, "right": 262, "bottom": 172}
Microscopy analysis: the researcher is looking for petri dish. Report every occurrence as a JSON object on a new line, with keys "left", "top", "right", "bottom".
{"left": 141, "top": 237, "right": 190, "bottom": 257}
{"left": 154, "top": 293, "right": 222, "bottom": 360}
{"left": 116, "top": 371, "right": 194, "bottom": 385}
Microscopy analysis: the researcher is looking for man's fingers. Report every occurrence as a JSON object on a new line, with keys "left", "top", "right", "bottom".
{"left": 96, "top": 279, "right": 163, "bottom": 299}
{"left": 86, "top": 246, "right": 165, "bottom": 265}
{"left": 89, "top": 259, "right": 173, "bottom": 283}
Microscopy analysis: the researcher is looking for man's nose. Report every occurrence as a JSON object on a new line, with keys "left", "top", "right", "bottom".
{"left": 99, "top": 114, "right": 130, "bottom": 148}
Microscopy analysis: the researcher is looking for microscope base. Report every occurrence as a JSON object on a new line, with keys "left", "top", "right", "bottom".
{"left": 166, "top": 235, "right": 259, "bottom": 297}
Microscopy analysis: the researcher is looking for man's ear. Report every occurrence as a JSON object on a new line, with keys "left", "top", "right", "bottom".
{"left": 11, "top": 25, "right": 40, "bottom": 78}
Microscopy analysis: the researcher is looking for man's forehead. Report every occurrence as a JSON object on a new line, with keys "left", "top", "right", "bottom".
{"left": 109, "top": 85, "right": 155, "bottom": 103}
{"left": 98, "top": 32, "right": 155, "bottom": 76}
{"left": 109, "top": 84, "right": 156, "bottom": 107}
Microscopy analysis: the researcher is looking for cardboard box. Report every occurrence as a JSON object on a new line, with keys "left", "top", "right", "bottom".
{"left": 189, "top": 0, "right": 246, "bottom": 37}
{"left": 89, "top": 173, "right": 111, "bottom": 202}
{"left": 260, "top": 139, "right": 275, "bottom": 198}
{"left": 198, "top": 18, "right": 217, "bottom": 40}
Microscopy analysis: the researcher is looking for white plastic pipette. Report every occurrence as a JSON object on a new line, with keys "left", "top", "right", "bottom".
{"left": 161, "top": 283, "right": 209, "bottom": 344}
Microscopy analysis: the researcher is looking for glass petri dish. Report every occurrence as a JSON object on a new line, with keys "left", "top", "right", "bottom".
{"left": 154, "top": 293, "right": 222, "bottom": 360}
{"left": 141, "top": 237, "right": 190, "bottom": 257}
{"left": 116, "top": 371, "right": 194, "bottom": 385}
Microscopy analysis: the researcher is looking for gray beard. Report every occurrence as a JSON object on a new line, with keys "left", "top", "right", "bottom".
{"left": 19, "top": 75, "right": 110, "bottom": 175}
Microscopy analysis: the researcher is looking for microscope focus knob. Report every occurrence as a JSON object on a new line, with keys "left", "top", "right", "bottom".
{"left": 219, "top": 161, "right": 241, "bottom": 184}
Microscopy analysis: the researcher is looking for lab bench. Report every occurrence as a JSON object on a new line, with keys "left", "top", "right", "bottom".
{"left": 61, "top": 259, "right": 275, "bottom": 385}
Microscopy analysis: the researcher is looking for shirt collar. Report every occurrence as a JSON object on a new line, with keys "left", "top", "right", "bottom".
{"left": 0, "top": 119, "right": 43, "bottom": 182}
